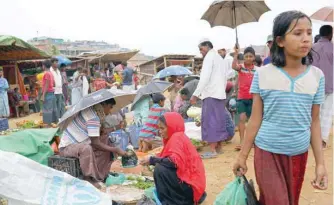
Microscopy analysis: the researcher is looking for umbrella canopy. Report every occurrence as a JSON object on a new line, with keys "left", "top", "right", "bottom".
{"left": 184, "top": 75, "right": 200, "bottom": 84}
{"left": 201, "top": 0, "right": 270, "bottom": 44}
{"left": 131, "top": 81, "right": 172, "bottom": 111}
{"left": 58, "top": 89, "right": 136, "bottom": 130}
{"left": 153, "top": 65, "right": 192, "bottom": 80}
{"left": 55, "top": 55, "right": 72, "bottom": 66}
{"left": 0, "top": 35, "right": 50, "bottom": 61}
{"left": 311, "top": 7, "right": 333, "bottom": 22}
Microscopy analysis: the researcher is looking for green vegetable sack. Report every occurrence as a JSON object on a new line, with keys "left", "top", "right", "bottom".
{"left": 214, "top": 177, "right": 247, "bottom": 205}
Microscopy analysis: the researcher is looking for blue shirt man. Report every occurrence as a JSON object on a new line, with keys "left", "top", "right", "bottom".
{"left": 263, "top": 35, "right": 273, "bottom": 66}
{"left": 122, "top": 66, "right": 134, "bottom": 86}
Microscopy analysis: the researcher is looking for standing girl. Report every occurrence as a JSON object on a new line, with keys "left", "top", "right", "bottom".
{"left": 233, "top": 11, "right": 328, "bottom": 205}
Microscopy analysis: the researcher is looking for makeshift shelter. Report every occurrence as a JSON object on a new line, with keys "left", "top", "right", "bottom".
{"left": 0, "top": 35, "right": 50, "bottom": 95}
{"left": 138, "top": 54, "right": 195, "bottom": 83}
{"left": 0, "top": 35, "right": 49, "bottom": 61}
{"left": 78, "top": 49, "right": 139, "bottom": 68}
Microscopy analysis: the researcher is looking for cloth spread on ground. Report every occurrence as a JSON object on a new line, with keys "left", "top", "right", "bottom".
{"left": 0, "top": 128, "right": 58, "bottom": 165}
{"left": 159, "top": 112, "right": 206, "bottom": 203}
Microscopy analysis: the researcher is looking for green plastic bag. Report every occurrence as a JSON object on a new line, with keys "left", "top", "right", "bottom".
{"left": 214, "top": 177, "right": 247, "bottom": 205}
{"left": 105, "top": 173, "right": 126, "bottom": 186}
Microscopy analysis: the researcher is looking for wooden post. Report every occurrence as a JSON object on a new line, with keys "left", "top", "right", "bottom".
{"left": 153, "top": 62, "right": 157, "bottom": 74}
{"left": 163, "top": 56, "right": 167, "bottom": 68}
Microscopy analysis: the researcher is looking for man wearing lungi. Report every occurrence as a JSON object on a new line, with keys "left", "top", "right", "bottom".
{"left": 312, "top": 25, "right": 333, "bottom": 149}
{"left": 190, "top": 38, "right": 230, "bottom": 158}
{"left": 51, "top": 58, "right": 66, "bottom": 119}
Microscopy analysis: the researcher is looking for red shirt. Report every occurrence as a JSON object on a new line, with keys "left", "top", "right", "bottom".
{"left": 93, "top": 78, "right": 107, "bottom": 91}
{"left": 237, "top": 64, "right": 256, "bottom": 100}
{"left": 42, "top": 71, "right": 55, "bottom": 93}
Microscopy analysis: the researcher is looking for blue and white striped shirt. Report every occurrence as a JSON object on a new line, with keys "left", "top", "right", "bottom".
{"left": 251, "top": 64, "right": 325, "bottom": 156}
{"left": 59, "top": 107, "right": 101, "bottom": 148}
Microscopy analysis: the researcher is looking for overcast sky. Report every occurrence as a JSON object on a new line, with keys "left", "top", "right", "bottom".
{"left": 0, "top": 0, "right": 333, "bottom": 56}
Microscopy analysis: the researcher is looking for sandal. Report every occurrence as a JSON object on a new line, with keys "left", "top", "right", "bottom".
{"left": 200, "top": 152, "right": 218, "bottom": 159}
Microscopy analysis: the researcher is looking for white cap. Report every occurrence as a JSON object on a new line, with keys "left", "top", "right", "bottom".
{"left": 199, "top": 38, "right": 210, "bottom": 45}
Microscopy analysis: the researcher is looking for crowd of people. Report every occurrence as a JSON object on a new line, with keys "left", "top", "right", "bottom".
{"left": 0, "top": 9, "right": 332, "bottom": 205}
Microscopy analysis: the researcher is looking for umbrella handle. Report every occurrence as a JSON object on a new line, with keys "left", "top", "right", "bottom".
{"left": 232, "top": 1, "right": 239, "bottom": 49}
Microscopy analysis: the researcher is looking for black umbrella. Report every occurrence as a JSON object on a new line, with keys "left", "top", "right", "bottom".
{"left": 131, "top": 81, "right": 172, "bottom": 111}
{"left": 58, "top": 89, "right": 136, "bottom": 130}
{"left": 201, "top": 0, "right": 270, "bottom": 47}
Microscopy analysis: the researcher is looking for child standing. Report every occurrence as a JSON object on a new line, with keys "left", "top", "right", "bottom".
{"left": 138, "top": 93, "right": 166, "bottom": 152}
{"left": 233, "top": 11, "right": 328, "bottom": 205}
{"left": 232, "top": 47, "right": 257, "bottom": 151}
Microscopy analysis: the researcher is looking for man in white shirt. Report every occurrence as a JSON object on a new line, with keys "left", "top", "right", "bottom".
{"left": 50, "top": 58, "right": 65, "bottom": 118}
{"left": 218, "top": 48, "right": 235, "bottom": 80}
{"left": 190, "top": 39, "right": 231, "bottom": 158}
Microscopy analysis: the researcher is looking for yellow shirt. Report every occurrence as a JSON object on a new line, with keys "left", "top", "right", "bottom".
{"left": 36, "top": 72, "right": 45, "bottom": 88}
{"left": 114, "top": 73, "right": 122, "bottom": 84}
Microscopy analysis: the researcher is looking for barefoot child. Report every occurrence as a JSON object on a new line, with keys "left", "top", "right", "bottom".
{"left": 233, "top": 11, "right": 328, "bottom": 205}
{"left": 138, "top": 93, "right": 166, "bottom": 152}
{"left": 232, "top": 47, "right": 257, "bottom": 151}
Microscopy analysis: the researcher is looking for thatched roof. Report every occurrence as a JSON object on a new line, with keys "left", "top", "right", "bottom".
{"left": 0, "top": 35, "right": 50, "bottom": 61}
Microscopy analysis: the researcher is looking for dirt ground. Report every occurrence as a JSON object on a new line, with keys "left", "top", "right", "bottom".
{"left": 8, "top": 114, "right": 333, "bottom": 205}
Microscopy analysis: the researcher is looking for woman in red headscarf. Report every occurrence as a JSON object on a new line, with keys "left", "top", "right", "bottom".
{"left": 140, "top": 112, "right": 206, "bottom": 204}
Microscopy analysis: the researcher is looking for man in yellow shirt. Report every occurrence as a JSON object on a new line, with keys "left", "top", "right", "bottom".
{"left": 36, "top": 71, "right": 45, "bottom": 114}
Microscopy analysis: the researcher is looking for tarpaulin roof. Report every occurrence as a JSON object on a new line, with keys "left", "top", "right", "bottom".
{"left": 0, "top": 35, "right": 50, "bottom": 61}
{"left": 79, "top": 49, "right": 139, "bottom": 63}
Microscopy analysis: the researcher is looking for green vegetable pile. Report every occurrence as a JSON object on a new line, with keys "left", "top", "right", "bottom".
{"left": 134, "top": 181, "right": 154, "bottom": 190}
{"left": 126, "top": 176, "right": 154, "bottom": 190}
{"left": 21, "top": 121, "right": 36, "bottom": 129}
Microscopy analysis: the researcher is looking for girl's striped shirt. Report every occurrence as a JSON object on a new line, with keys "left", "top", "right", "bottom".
{"left": 251, "top": 64, "right": 325, "bottom": 156}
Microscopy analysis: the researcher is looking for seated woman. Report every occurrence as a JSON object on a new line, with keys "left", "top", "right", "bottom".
{"left": 138, "top": 93, "right": 166, "bottom": 153}
{"left": 140, "top": 112, "right": 207, "bottom": 204}
{"left": 13, "top": 88, "right": 29, "bottom": 116}
{"left": 58, "top": 98, "right": 129, "bottom": 188}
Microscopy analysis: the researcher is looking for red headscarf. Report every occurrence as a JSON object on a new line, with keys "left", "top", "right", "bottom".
{"left": 159, "top": 112, "right": 206, "bottom": 203}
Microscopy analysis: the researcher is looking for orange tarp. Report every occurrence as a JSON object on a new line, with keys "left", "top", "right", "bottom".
{"left": 16, "top": 64, "right": 27, "bottom": 95}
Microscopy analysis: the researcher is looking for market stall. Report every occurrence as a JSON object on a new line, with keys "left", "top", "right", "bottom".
{"left": 79, "top": 49, "right": 139, "bottom": 73}
{"left": 0, "top": 35, "right": 49, "bottom": 94}
{"left": 0, "top": 35, "right": 50, "bottom": 118}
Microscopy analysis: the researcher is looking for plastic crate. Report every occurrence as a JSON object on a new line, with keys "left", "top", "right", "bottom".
{"left": 0, "top": 118, "right": 9, "bottom": 132}
{"left": 48, "top": 155, "right": 83, "bottom": 178}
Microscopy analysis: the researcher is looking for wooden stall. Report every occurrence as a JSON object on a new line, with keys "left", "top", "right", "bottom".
{"left": 138, "top": 54, "right": 195, "bottom": 84}
{"left": 0, "top": 35, "right": 49, "bottom": 94}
